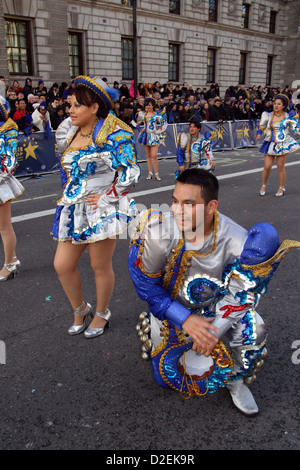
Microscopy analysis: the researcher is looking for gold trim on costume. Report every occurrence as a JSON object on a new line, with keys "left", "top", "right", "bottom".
{"left": 131, "top": 209, "right": 165, "bottom": 279}
{"left": 0, "top": 118, "right": 18, "bottom": 133}
{"left": 75, "top": 75, "right": 115, "bottom": 110}
{"left": 163, "top": 211, "right": 219, "bottom": 298}
{"left": 94, "top": 113, "right": 133, "bottom": 145}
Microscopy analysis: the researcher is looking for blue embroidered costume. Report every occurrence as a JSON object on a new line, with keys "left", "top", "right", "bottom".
{"left": 0, "top": 102, "right": 24, "bottom": 204}
{"left": 51, "top": 113, "right": 140, "bottom": 243}
{"left": 176, "top": 130, "right": 214, "bottom": 172}
{"left": 129, "top": 209, "right": 299, "bottom": 399}
{"left": 257, "top": 111, "right": 300, "bottom": 156}
{"left": 137, "top": 108, "right": 167, "bottom": 146}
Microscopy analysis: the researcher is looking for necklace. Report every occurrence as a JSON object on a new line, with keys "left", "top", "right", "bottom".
{"left": 80, "top": 130, "right": 92, "bottom": 138}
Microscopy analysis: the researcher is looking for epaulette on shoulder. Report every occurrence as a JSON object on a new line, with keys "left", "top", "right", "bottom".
{"left": 94, "top": 113, "right": 133, "bottom": 146}
{"left": 0, "top": 118, "right": 18, "bottom": 133}
{"left": 241, "top": 239, "right": 300, "bottom": 277}
{"left": 133, "top": 209, "right": 165, "bottom": 241}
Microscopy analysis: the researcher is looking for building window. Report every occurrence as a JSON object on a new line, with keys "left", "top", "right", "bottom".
{"left": 168, "top": 43, "right": 180, "bottom": 81}
{"left": 242, "top": 4, "right": 250, "bottom": 29}
{"left": 121, "top": 0, "right": 133, "bottom": 5}
{"left": 208, "top": 0, "right": 218, "bottom": 22}
{"left": 68, "top": 32, "right": 83, "bottom": 78}
{"left": 239, "top": 52, "right": 247, "bottom": 84}
{"left": 207, "top": 48, "right": 216, "bottom": 83}
{"left": 266, "top": 56, "right": 273, "bottom": 86}
{"left": 169, "top": 1, "right": 180, "bottom": 14}
{"left": 5, "top": 18, "right": 33, "bottom": 75}
{"left": 122, "top": 37, "right": 134, "bottom": 80}
{"left": 269, "top": 11, "right": 277, "bottom": 34}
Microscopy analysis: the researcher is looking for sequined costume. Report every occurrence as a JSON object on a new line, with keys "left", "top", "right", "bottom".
{"left": 257, "top": 111, "right": 300, "bottom": 156}
{"left": 137, "top": 109, "right": 167, "bottom": 146}
{"left": 0, "top": 118, "right": 24, "bottom": 204}
{"left": 129, "top": 209, "right": 299, "bottom": 397}
{"left": 51, "top": 114, "right": 140, "bottom": 244}
{"left": 176, "top": 131, "right": 214, "bottom": 171}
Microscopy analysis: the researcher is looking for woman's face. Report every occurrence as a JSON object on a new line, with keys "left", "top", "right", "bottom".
{"left": 145, "top": 101, "right": 154, "bottom": 112}
{"left": 273, "top": 98, "right": 285, "bottom": 113}
{"left": 69, "top": 94, "right": 98, "bottom": 127}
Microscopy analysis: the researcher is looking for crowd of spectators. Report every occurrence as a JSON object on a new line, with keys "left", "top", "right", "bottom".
{"left": 1, "top": 75, "right": 299, "bottom": 135}
{"left": 117, "top": 81, "right": 299, "bottom": 126}
{"left": 0, "top": 76, "right": 74, "bottom": 135}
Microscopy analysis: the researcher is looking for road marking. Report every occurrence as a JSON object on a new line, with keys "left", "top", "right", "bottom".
{"left": 12, "top": 193, "right": 59, "bottom": 204}
{"left": 11, "top": 160, "right": 300, "bottom": 223}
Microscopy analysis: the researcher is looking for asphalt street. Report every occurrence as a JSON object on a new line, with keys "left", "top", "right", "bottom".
{"left": 1, "top": 146, "right": 300, "bottom": 453}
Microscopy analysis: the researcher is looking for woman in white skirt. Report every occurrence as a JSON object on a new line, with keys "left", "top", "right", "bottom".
{"left": 51, "top": 76, "right": 140, "bottom": 338}
{"left": 0, "top": 96, "right": 24, "bottom": 281}
{"left": 256, "top": 94, "right": 300, "bottom": 197}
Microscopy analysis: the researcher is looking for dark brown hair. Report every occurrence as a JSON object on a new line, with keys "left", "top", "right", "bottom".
{"left": 177, "top": 168, "right": 219, "bottom": 204}
{"left": 75, "top": 85, "right": 108, "bottom": 118}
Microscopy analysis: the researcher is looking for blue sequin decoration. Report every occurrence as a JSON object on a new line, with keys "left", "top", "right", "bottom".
{"left": 240, "top": 310, "right": 255, "bottom": 345}
{"left": 64, "top": 146, "right": 97, "bottom": 201}
{"left": 186, "top": 277, "right": 223, "bottom": 304}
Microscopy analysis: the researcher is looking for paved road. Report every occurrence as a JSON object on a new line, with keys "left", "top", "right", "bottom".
{"left": 1, "top": 147, "right": 300, "bottom": 452}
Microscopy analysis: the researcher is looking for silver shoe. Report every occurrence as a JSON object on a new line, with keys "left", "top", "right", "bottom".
{"left": 84, "top": 308, "right": 111, "bottom": 339}
{"left": 275, "top": 186, "right": 285, "bottom": 197}
{"left": 259, "top": 184, "right": 266, "bottom": 196}
{"left": 0, "top": 262, "right": 18, "bottom": 282}
{"left": 226, "top": 379, "right": 259, "bottom": 416}
{"left": 68, "top": 302, "right": 92, "bottom": 336}
{"left": 12, "top": 257, "right": 21, "bottom": 272}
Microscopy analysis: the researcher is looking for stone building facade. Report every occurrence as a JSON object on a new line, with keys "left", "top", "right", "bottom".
{"left": 0, "top": 0, "right": 299, "bottom": 94}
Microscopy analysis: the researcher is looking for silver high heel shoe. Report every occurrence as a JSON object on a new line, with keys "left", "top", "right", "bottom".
{"left": 259, "top": 184, "right": 266, "bottom": 196}
{"left": 12, "top": 257, "right": 21, "bottom": 272}
{"left": 0, "top": 262, "right": 18, "bottom": 282}
{"left": 275, "top": 186, "right": 285, "bottom": 197}
{"left": 68, "top": 301, "right": 92, "bottom": 336}
{"left": 155, "top": 173, "right": 161, "bottom": 181}
{"left": 84, "top": 308, "right": 111, "bottom": 339}
{"left": 146, "top": 172, "right": 153, "bottom": 180}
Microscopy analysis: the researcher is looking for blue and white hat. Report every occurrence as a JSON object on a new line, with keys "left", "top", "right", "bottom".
{"left": 74, "top": 76, "right": 119, "bottom": 111}
{"left": 0, "top": 95, "right": 10, "bottom": 121}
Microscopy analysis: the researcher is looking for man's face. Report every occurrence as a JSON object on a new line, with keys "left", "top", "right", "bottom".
{"left": 172, "top": 182, "right": 205, "bottom": 237}
{"left": 19, "top": 100, "right": 26, "bottom": 110}
{"left": 189, "top": 123, "right": 200, "bottom": 137}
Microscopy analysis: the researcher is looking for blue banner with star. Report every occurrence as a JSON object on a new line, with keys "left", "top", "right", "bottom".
{"left": 201, "top": 122, "right": 233, "bottom": 150}
{"left": 15, "top": 131, "right": 59, "bottom": 177}
{"left": 231, "top": 120, "right": 258, "bottom": 148}
{"left": 133, "top": 121, "right": 233, "bottom": 160}
{"left": 15, "top": 118, "right": 289, "bottom": 176}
